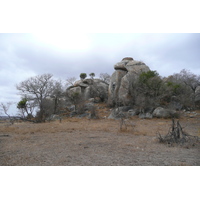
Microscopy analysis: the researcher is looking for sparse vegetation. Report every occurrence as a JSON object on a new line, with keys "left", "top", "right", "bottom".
{"left": 0, "top": 102, "right": 15, "bottom": 124}
{"left": 0, "top": 67, "right": 194, "bottom": 124}
{"left": 0, "top": 112, "right": 199, "bottom": 165}
{"left": 1, "top": 62, "right": 200, "bottom": 166}
{"left": 157, "top": 118, "right": 200, "bottom": 147}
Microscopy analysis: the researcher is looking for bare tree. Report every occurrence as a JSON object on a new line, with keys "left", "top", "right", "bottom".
{"left": 50, "top": 80, "right": 65, "bottom": 114}
{"left": 99, "top": 73, "right": 111, "bottom": 84}
{"left": 16, "top": 74, "right": 55, "bottom": 122}
{"left": 66, "top": 77, "right": 77, "bottom": 87}
{"left": 179, "top": 69, "right": 200, "bottom": 93}
{"left": 168, "top": 69, "right": 200, "bottom": 109}
{"left": 0, "top": 102, "right": 15, "bottom": 124}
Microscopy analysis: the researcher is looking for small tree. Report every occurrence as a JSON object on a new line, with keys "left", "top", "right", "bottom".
{"left": 89, "top": 73, "right": 95, "bottom": 79}
{"left": 17, "top": 98, "right": 34, "bottom": 119}
{"left": 80, "top": 73, "right": 87, "bottom": 80}
{"left": 66, "top": 91, "right": 83, "bottom": 113}
{"left": 17, "top": 98, "right": 28, "bottom": 111}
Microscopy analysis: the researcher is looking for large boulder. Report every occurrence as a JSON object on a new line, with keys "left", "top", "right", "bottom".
{"left": 108, "top": 70, "right": 127, "bottom": 106}
{"left": 108, "top": 57, "right": 150, "bottom": 106}
{"left": 122, "top": 57, "right": 134, "bottom": 61}
{"left": 139, "top": 113, "right": 153, "bottom": 119}
{"left": 74, "top": 79, "right": 93, "bottom": 86}
{"left": 114, "top": 61, "right": 128, "bottom": 71}
{"left": 108, "top": 106, "right": 132, "bottom": 119}
{"left": 153, "top": 107, "right": 176, "bottom": 118}
{"left": 114, "top": 57, "right": 134, "bottom": 71}
{"left": 195, "top": 86, "right": 200, "bottom": 105}
{"left": 68, "top": 86, "right": 82, "bottom": 96}
{"left": 118, "top": 74, "right": 133, "bottom": 106}
{"left": 125, "top": 61, "right": 150, "bottom": 74}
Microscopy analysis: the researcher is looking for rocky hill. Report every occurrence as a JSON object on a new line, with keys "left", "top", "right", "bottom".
{"left": 108, "top": 57, "right": 150, "bottom": 106}
{"left": 67, "top": 78, "right": 109, "bottom": 102}
{"left": 64, "top": 57, "right": 200, "bottom": 120}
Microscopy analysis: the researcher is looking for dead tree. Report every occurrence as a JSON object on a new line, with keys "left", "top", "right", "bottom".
{"left": 116, "top": 109, "right": 134, "bottom": 131}
{"left": 157, "top": 118, "right": 199, "bottom": 146}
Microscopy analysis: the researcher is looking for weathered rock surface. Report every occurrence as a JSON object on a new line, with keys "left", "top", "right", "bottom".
{"left": 139, "top": 113, "right": 153, "bottom": 119}
{"left": 108, "top": 70, "right": 127, "bottom": 106}
{"left": 68, "top": 86, "right": 82, "bottom": 96}
{"left": 122, "top": 57, "right": 134, "bottom": 61}
{"left": 67, "top": 78, "right": 108, "bottom": 102}
{"left": 114, "top": 61, "right": 128, "bottom": 71}
{"left": 128, "top": 109, "right": 139, "bottom": 116}
{"left": 108, "top": 106, "right": 133, "bottom": 119}
{"left": 195, "top": 86, "right": 200, "bottom": 105}
{"left": 108, "top": 57, "right": 150, "bottom": 106}
{"left": 125, "top": 60, "right": 150, "bottom": 74}
{"left": 152, "top": 107, "right": 176, "bottom": 118}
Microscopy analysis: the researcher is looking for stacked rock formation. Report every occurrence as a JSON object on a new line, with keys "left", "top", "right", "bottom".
{"left": 67, "top": 78, "right": 109, "bottom": 102}
{"left": 108, "top": 57, "right": 150, "bottom": 106}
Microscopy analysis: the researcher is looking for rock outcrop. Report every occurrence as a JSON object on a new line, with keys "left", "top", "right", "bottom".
{"left": 67, "top": 78, "right": 109, "bottom": 102}
{"left": 108, "top": 57, "right": 150, "bottom": 106}
{"left": 195, "top": 86, "right": 200, "bottom": 105}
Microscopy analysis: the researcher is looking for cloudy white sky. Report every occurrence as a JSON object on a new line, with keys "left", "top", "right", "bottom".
{"left": 1, "top": 33, "right": 200, "bottom": 115}
{"left": 0, "top": 0, "right": 200, "bottom": 115}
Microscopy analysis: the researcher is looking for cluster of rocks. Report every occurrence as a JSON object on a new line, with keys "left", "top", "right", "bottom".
{"left": 67, "top": 78, "right": 108, "bottom": 102}
{"left": 108, "top": 57, "right": 150, "bottom": 106}
{"left": 65, "top": 78, "right": 109, "bottom": 119}
{"left": 67, "top": 102, "right": 98, "bottom": 119}
{"left": 108, "top": 106, "right": 179, "bottom": 119}
{"left": 107, "top": 57, "right": 175, "bottom": 119}
{"left": 183, "top": 111, "right": 199, "bottom": 118}
{"left": 64, "top": 57, "right": 200, "bottom": 120}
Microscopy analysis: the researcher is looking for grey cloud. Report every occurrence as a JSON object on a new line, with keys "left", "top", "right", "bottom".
{"left": 1, "top": 33, "right": 200, "bottom": 114}
{"left": 110, "top": 33, "right": 200, "bottom": 76}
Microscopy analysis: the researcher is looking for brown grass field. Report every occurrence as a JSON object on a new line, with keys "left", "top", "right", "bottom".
{"left": 0, "top": 106, "right": 200, "bottom": 166}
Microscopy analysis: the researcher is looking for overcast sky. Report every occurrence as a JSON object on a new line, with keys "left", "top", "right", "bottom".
{"left": 0, "top": 33, "right": 200, "bottom": 115}
{"left": 1, "top": 0, "right": 200, "bottom": 116}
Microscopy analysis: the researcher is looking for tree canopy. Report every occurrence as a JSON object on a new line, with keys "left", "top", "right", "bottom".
{"left": 80, "top": 73, "right": 87, "bottom": 80}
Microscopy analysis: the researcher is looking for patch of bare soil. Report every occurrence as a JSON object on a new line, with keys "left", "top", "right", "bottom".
{"left": 0, "top": 115, "right": 200, "bottom": 166}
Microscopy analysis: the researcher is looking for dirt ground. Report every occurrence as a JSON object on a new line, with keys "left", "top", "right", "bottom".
{"left": 0, "top": 112, "right": 200, "bottom": 166}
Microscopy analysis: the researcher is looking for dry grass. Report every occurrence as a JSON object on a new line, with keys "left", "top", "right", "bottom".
{"left": 0, "top": 115, "right": 199, "bottom": 137}
{"left": 1, "top": 108, "right": 200, "bottom": 166}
